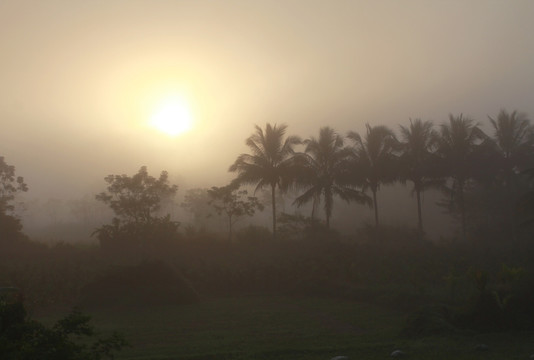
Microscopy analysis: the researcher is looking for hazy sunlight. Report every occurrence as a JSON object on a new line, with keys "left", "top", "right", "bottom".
{"left": 149, "top": 96, "right": 193, "bottom": 136}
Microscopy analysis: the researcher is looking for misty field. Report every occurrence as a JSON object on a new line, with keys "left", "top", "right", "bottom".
{"left": 36, "top": 296, "right": 534, "bottom": 360}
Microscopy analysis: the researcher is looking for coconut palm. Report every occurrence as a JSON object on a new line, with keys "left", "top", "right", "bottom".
{"left": 489, "top": 109, "right": 533, "bottom": 186}
{"left": 293, "top": 127, "right": 370, "bottom": 229}
{"left": 437, "top": 114, "right": 486, "bottom": 238}
{"left": 487, "top": 110, "right": 533, "bottom": 235}
{"left": 347, "top": 124, "right": 398, "bottom": 227}
{"left": 229, "top": 123, "right": 300, "bottom": 238}
{"left": 398, "top": 119, "right": 440, "bottom": 233}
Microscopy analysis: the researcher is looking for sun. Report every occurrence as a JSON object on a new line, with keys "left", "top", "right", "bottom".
{"left": 149, "top": 96, "right": 193, "bottom": 136}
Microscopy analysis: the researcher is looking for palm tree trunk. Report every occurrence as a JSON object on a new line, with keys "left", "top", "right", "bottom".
{"left": 458, "top": 184, "right": 466, "bottom": 240}
{"left": 228, "top": 214, "right": 233, "bottom": 242}
{"left": 372, "top": 189, "right": 379, "bottom": 227}
{"left": 271, "top": 183, "right": 277, "bottom": 239}
{"left": 416, "top": 188, "right": 423, "bottom": 234}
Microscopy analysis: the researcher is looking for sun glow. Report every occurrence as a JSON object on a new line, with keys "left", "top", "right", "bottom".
{"left": 149, "top": 96, "right": 193, "bottom": 136}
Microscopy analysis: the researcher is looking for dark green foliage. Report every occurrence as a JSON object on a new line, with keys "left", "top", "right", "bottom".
{"left": 0, "top": 290, "right": 127, "bottom": 360}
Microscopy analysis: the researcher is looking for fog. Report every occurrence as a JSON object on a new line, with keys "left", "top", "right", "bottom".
{"left": 2, "top": 0, "right": 534, "bottom": 238}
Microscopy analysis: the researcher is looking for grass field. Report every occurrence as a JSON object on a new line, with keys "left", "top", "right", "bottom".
{"left": 37, "top": 296, "right": 534, "bottom": 360}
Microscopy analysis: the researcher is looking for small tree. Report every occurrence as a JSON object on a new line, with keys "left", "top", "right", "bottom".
{"left": 229, "top": 123, "right": 300, "bottom": 239}
{"left": 181, "top": 188, "right": 213, "bottom": 230}
{"left": 0, "top": 288, "right": 128, "bottom": 359}
{"left": 208, "top": 184, "right": 263, "bottom": 241}
{"left": 0, "top": 157, "right": 28, "bottom": 242}
{"left": 0, "top": 156, "right": 28, "bottom": 215}
{"left": 96, "top": 166, "right": 177, "bottom": 225}
{"left": 94, "top": 167, "right": 179, "bottom": 252}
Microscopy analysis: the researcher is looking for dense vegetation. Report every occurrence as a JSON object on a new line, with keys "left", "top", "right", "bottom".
{"left": 1, "top": 109, "right": 534, "bottom": 358}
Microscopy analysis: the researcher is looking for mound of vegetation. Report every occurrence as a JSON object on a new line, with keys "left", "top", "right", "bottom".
{"left": 0, "top": 288, "right": 127, "bottom": 359}
{"left": 78, "top": 261, "right": 200, "bottom": 309}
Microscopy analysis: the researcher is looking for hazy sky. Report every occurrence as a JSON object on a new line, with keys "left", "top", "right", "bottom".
{"left": 2, "top": 0, "right": 534, "bottom": 201}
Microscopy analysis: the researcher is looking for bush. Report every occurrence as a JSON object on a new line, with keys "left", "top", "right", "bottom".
{"left": 0, "top": 288, "right": 127, "bottom": 359}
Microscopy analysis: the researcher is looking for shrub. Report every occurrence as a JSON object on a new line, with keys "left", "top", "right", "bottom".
{"left": 0, "top": 288, "right": 127, "bottom": 359}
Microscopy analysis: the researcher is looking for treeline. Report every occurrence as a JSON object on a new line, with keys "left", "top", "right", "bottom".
{"left": 2, "top": 118, "right": 534, "bottom": 333}
{"left": 229, "top": 110, "right": 534, "bottom": 241}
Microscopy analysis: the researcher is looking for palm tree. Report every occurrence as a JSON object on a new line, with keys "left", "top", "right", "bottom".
{"left": 229, "top": 123, "right": 300, "bottom": 238}
{"left": 488, "top": 109, "right": 533, "bottom": 235}
{"left": 398, "top": 119, "right": 440, "bottom": 233}
{"left": 489, "top": 109, "right": 533, "bottom": 187}
{"left": 347, "top": 124, "right": 397, "bottom": 227}
{"left": 437, "top": 114, "right": 486, "bottom": 238}
{"left": 293, "top": 127, "right": 370, "bottom": 229}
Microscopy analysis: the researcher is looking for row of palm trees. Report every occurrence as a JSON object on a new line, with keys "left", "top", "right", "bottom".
{"left": 229, "top": 110, "right": 534, "bottom": 239}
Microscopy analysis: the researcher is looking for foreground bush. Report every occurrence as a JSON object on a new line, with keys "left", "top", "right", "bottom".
{"left": 0, "top": 288, "right": 127, "bottom": 359}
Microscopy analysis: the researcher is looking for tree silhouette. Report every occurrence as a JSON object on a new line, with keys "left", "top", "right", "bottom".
{"left": 94, "top": 166, "right": 179, "bottom": 252}
{"left": 0, "top": 157, "right": 28, "bottom": 242}
{"left": 437, "top": 114, "right": 486, "bottom": 239}
{"left": 293, "top": 127, "right": 370, "bottom": 228}
{"left": 398, "top": 119, "right": 440, "bottom": 233}
{"left": 208, "top": 183, "right": 263, "bottom": 240}
{"left": 489, "top": 109, "right": 533, "bottom": 188}
{"left": 96, "top": 166, "right": 177, "bottom": 225}
{"left": 181, "top": 188, "right": 213, "bottom": 230}
{"left": 347, "top": 124, "right": 397, "bottom": 227}
{"left": 229, "top": 123, "right": 300, "bottom": 238}
{"left": 487, "top": 110, "right": 533, "bottom": 235}
{"left": 0, "top": 156, "right": 28, "bottom": 215}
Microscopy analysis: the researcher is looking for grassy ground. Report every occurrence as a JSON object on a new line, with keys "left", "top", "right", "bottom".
{"left": 37, "top": 296, "right": 534, "bottom": 360}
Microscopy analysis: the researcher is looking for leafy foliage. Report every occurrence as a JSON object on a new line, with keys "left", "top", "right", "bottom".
{"left": 181, "top": 188, "right": 213, "bottom": 229}
{"left": 230, "top": 123, "right": 300, "bottom": 238}
{"left": 398, "top": 119, "right": 442, "bottom": 233}
{"left": 293, "top": 127, "right": 370, "bottom": 228}
{"left": 95, "top": 166, "right": 177, "bottom": 225}
{"left": 208, "top": 183, "right": 263, "bottom": 240}
{"left": 94, "top": 167, "right": 180, "bottom": 253}
{"left": 0, "top": 156, "right": 28, "bottom": 215}
{"left": 0, "top": 289, "right": 128, "bottom": 359}
{"left": 346, "top": 124, "right": 398, "bottom": 226}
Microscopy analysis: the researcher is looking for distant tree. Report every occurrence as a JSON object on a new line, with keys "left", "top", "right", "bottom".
{"left": 0, "top": 156, "right": 28, "bottom": 215}
{"left": 94, "top": 166, "right": 179, "bottom": 251}
{"left": 398, "top": 119, "right": 441, "bottom": 233}
{"left": 293, "top": 127, "right": 370, "bottom": 228}
{"left": 208, "top": 183, "right": 263, "bottom": 240}
{"left": 488, "top": 110, "right": 533, "bottom": 193}
{"left": 96, "top": 166, "right": 177, "bottom": 225}
{"left": 229, "top": 123, "right": 300, "bottom": 238}
{"left": 437, "top": 114, "right": 486, "bottom": 238}
{"left": 347, "top": 124, "right": 398, "bottom": 227}
{"left": 0, "top": 157, "right": 28, "bottom": 241}
{"left": 181, "top": 188, "right": 213, "bottom": 230}
{"left": 478, "top": 110, "right": 534, "bottom": 237}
